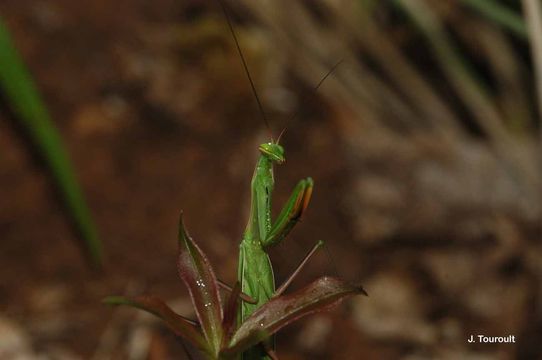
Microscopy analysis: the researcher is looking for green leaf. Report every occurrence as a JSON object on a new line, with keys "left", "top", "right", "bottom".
{"left": 178, "top": 213, "right": 224, "bottom": 357}
{"left": 228, "top": 276, "right": 366, "bottom": 352}
{"left": 103, "top": 296, "right": 207, "bottom": 352}
{"left": 0, "top": 17, "right": 102, "bottom": 267}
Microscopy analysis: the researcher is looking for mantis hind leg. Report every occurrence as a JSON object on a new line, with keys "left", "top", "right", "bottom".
{"left": 262, "top": 177, "right": 313, "bottom": 248}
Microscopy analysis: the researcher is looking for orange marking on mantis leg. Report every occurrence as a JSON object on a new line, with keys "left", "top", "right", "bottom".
{"left": 292, "top": 189, "right": 305, "bottom": 217}
{"left": 301, "top": 184, "right": 313, "bottom": 216}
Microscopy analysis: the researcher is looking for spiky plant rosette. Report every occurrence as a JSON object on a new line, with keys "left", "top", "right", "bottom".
{"left": 104, "top": 215, "right": 366, "bottom": 359}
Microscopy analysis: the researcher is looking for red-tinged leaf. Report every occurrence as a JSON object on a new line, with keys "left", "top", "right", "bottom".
{"left": 228, "top": 276, "right": 366, "bottom": 351}
{"left": 178, "top": 214, "right": 224, "bottom": 356}
{"left": 222, "top": 281, "right": 241, "bottom": 346}
{"left": 103, "top": 296, "right": 207, "bottom": 352}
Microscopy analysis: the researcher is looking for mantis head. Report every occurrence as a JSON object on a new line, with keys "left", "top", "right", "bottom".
{"left": 259, "top": 142, "right": 285, "bottom": 164}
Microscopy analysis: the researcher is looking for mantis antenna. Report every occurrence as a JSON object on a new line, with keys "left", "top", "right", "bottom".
{"left": 286, "top": 58, "right": 344, "bottom": 126}
{"left": 216, "top": 0, "right": 274, "bottom": 141}
{"left": 216, "top": 0, "right": 344, "bottom": 144}
{"left": 274, "top": 58, "right": 343, "bottom": 143}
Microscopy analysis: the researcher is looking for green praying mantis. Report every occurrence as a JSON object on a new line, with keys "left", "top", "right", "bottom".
{"left": 216, "top": 1, "right": 340, "bottom": 358}
{"left": 238, "top": 141, "right": 313, "bottom": 321}
{"left": 237, "top": 140, "right": 314, "bottom": 360}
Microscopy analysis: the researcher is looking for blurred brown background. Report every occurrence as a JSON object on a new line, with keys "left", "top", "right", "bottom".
{"left": 0, "top": 0, "right": 541, "bottom": 359}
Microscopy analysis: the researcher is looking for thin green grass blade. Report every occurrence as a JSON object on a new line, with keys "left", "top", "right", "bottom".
{"left": 393, "top": 0, "right": 509, "bottom": 143}
{"left": 522, "top": 0, "right": 542, "bottom": 138}
{"left": 462, "top": 0, "right": 527, "bottom": 38}
{"left": 0, "top": 17, "right": 102, "bottom": 267}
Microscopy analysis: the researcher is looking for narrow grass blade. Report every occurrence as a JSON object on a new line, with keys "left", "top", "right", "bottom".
{"left": 522, "top": 0, "right": 542, "bottom": 140}
{"left": 0, "top": 18, "right": 102, "bottom": 266}
{"left": 393, "top": 0, "right": 508, "bottom": 143}
{"left": 462, "top": 0, "right": 527, "bottom": 38}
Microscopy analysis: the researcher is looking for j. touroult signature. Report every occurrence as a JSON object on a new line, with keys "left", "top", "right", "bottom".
{"left": 468, "top": 335, "right": 516, "bottom": 343}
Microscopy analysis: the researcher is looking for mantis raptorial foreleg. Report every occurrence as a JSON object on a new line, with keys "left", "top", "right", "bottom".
{"left": 263, "top": 178, "right": 313, "bottom": 248}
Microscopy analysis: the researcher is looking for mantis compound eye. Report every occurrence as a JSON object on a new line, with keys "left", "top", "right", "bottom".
{"left": 259, "top": 143, "right": 285, "bottom": 164}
